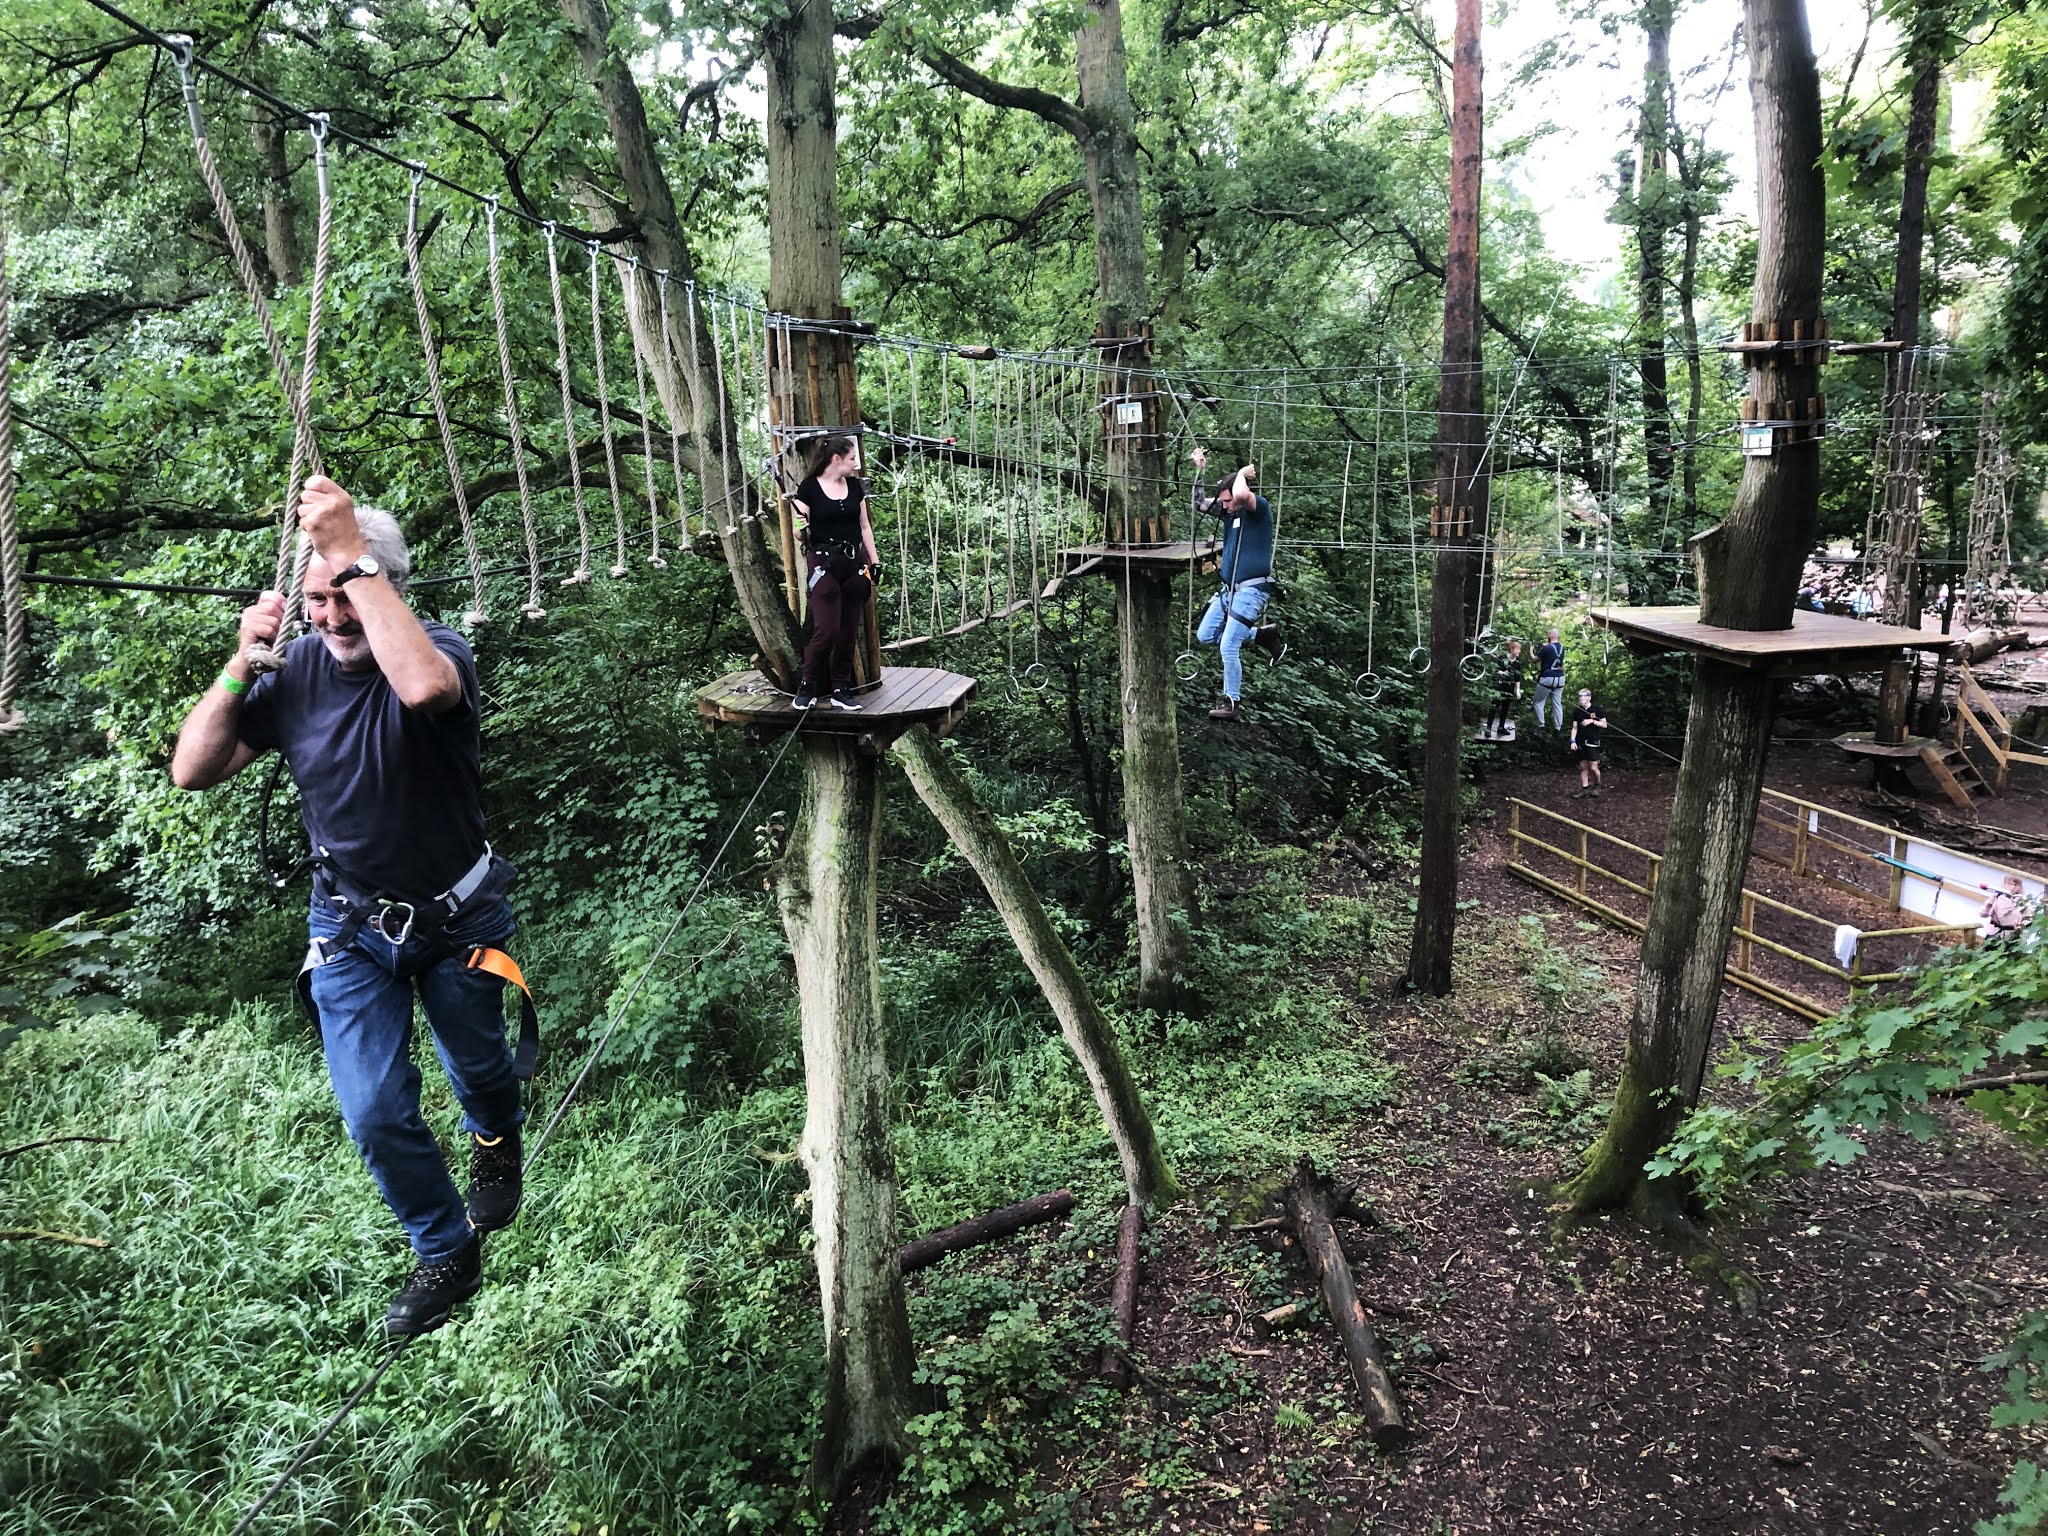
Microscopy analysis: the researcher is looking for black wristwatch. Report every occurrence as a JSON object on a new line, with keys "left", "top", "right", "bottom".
{"left": 331, "top": 555, "right": 382, "bottom": 587}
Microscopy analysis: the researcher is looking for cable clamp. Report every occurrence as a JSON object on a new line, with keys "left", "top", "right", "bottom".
{"left": 165, "top": 32, "right": 195, "bottom": 73}
{"left": 307, "top": 112, "right": 330, "bottom": 145}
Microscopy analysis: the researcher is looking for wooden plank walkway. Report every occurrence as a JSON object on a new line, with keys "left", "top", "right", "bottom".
{"left": 694, "top": 666, "right": 977, "bottom": 746}
{"left": 1589, "top": 605, "right": 1953, "bottom": 676}
{"left": 1055, "top": 540, "right": 1222, "bottom": 583}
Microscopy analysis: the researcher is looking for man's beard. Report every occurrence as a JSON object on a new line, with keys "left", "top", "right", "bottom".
{"left": 315, "top": 622, "right": 373, "bottom": 668}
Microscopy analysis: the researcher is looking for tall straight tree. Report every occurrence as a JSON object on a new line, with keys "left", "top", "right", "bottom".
{"left": 1634, "top": 0, "right": 1677, "bottom": 570}
{"left": 1566, "top": 0, "right": 1827, "bottom": 1229}
{"left": 1406, "top": 0, "right": 1485, "bottom": 996}
{"left": 868, "top": 0, "right": 1200, "bottom": 1010}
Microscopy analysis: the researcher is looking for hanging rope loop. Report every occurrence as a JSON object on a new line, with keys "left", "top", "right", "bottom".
{"left": 481, "top": 195, "right": 547, "bottom": 619}
{"left": 402, "top": 175, "right": 490, "bottom": 627}
{"left": 542, "top": 221, "right": 593, "bottom": 586}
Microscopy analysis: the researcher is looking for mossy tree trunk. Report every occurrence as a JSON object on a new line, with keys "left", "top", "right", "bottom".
{"left": 892, "top": 725, "right": 1175, "bottom": 1207}
{"left": 1406, "top": 0, "right": 1485, "bottom": 997}
{"left": 1566, "top": 0, "right": 1825, "bottom": 1229}
{"left": 778, "top": 739, "right": 916, "bottom": 1485}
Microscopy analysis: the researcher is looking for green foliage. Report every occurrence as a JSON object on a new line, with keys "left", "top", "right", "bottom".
{"left": 1977, "top": 1313, "right": 2048, "bottom": 1536}
{"left": 1646, "top": 923, "right": 2048, "bottom": 1204}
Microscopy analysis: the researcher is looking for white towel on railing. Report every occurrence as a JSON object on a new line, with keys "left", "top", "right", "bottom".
{"left": 1833, "top": 924, "right": 1862, "bottom": 971}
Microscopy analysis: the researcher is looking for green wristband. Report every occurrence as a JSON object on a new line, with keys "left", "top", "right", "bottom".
{"left": 216, "top": 670, "right": 248, "bottom": 697}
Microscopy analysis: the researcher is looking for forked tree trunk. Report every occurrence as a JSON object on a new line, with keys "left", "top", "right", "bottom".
{"left": 1566, "top": 0, "right": 1825, "bottom": 1228}
{"left": 248, "top": 99, "right": 301, "bottom": 288}
{"left": 1406, "top": 0, "right": 1485, "bottom": 996}
{"left": 779, "top": 739, "right": 917, "bottom": 1484}
{"left": 558, "top": 0, "right": 801, "bottom": 680}
{"left": 892, "top": 725, "right": 1174, "bottom": 1206}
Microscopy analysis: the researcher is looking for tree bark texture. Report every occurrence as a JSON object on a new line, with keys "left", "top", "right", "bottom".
{"left": 248, "top": 100, "right": 301, "bottom": 288}
{"left": 1636, "top": 0, "right": 1676, "bottom": 567}
{"left": 1569, "top": 0, "right": 1825, "bottom": 1224}
{"left": 1120, "top": 569, "right": 1198, "bottom": 1010}
{"left": 557, "top": 0, "right": 800, "bottom": 681}
{"left": 1873, "top": 6, "right": 1944, "bottom": 735}
{"left": 1406, "top": 0, "right": 1485, "bottom": 996}
{"left": 780, "top": 738, "right": 917, "bottom": 1486}
{"left": 1101, "top": 1200, "right": 1145, "bottom": 1387}
{"left": 891, "top": 726, "right": 1175, "bottom": 1205}
{"left": 1282, "top": 1161, "right": 1407, "bottom": 1446}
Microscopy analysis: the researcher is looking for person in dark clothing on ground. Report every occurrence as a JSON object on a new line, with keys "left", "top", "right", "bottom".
{"left": 1481, "top": 638, "right": 1525, "bottom": 740}
{"left": 170, "top": 476, "right": 530, "bottom": 1338}
{"left": 1532, "top": 628, "right": 1567, "bottom": 732}
{"left": 790, "top": 434, "right": 880, "bottom": 711}
{"left": 1191, "top": 445, "right": 1283, "bottom": 722}
{"left": 1568, "top": 688, "right": 1607, "bottom": 798}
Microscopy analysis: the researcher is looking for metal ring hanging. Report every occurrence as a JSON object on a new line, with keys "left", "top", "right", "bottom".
{"left": 1353, "top": 671, "right": 1384, "bottom": 703}
{"left": 1459, "top": 651, "right": 1489, "bottom": 683}
{"left": 1174, "top": 650, "right": 1202, "bottom": 683}
{"left": 1406, "top": 644, "right": 1431, "bottom": 675}
{"left": 1019, "top": 661, "right": 1051, "bottom": 694}
{"left": 1476, "top": 628, "right": 1502, "bottom": 656}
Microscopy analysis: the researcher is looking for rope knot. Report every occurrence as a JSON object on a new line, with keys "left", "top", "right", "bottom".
{"left": 520, "top": 602, "right": 548, "bottom": 622}
{"left": 244, "top": 641, "right": 289, "bottom": 675}
{"left": 0, "top": 706, "right": 25, "bottom": 736}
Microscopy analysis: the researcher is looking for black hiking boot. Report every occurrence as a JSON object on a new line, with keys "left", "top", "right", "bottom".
{"left": 384, "top": 1236, "right": 483, "bottom": 1339}
{"left": 466, "top": 1129, "right": 523, "bottom": 1235}
{"left": 1208, "top": 697, "right": 1240, "bottom": 721}
{"left": 1254, "top": 625, "right": 1286, "bottom": 666}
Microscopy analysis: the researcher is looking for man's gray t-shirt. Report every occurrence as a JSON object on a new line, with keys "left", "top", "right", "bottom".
{"left": 237, "top": 623, "right": 488, "bottom": 900}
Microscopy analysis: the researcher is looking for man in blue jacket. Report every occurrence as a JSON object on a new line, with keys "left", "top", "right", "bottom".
{"left": 1191, "top": 446, "right": 1283, "bottom": 722}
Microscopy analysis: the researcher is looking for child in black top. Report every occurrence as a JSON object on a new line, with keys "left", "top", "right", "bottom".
{"left": 1481, "top": 638, "right": 1524, "bottom": 740}
{"left": 791, "top": 435, "right": 879, "bottom": 711}
{"left": 1568, "top": 689, "right": 1607, "bottom": 798}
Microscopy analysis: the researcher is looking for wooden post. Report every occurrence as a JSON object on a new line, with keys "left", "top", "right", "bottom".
{"left": 1646, "top": 851, "right": 1660, "bottom": 898}
{"left": 1578, "top": 828, "right": 1590, "bottom": 894}
{"left": 1888, "top": 834, "right": 1906, "bottom": 911}
{"left": 1509, "top": 802, "right": 1521, "bottom": 868}
{"left": 1793, "top": 816, "right": 1809, "bottom": 876}
{"left": 1738, "top": 891, "right": 1756, "bottom": 971}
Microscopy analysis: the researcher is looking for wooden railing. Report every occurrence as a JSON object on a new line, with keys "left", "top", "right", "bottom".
{"left": 1953, "top": 663, "right": 2048, "bottom": 795}
{"left": 1505, "top": 798, "right": 1973, "bottom": 1023}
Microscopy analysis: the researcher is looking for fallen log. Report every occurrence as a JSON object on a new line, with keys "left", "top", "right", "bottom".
{"left": 1959, "top": 626, "right": 2029, "bottom": 664}
{"left": 1101, "top": 1201, "right": 1145, "bottom": 1387}
{"left": 898, "top": 1189, "right": 1075, "bottom": 1275}
{"left": 1281, "top": 1159, "right": 1408, "bottom": 1447}
{"left": 1252, "top": 1300, "right": 1316, "bottom": 1339}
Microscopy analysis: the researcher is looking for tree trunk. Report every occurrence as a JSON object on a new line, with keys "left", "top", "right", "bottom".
{"left": 557, "top": 0, "right": 801, "bottom": 681}
{"left": 1406, "top": 0, "right": 1485, "bottom": 996}
{"left": 248, "top": 100, "right": 301, "bottom": 288}
{"left": 1873, "top": 6, "right": 1943, "bottom": 737}
{"left": 892, "top": 725, "right": 1175, "bottom": 1206}
{"left": 780, "top": 738, "right": 917, "bottom": 1486}
{"left": 1637, "top": 0, "right": 1676, "bottom": 581}
{"left": 1076, "top": 0, "right": 1199, "bottom": 1009}
{"left": 1566, "top": 0, "right": 1825, "bottom": 1228}
{"left": 1676, "top": 139, "right": 1705, "bottom": 539}
{"left": 1119, "top": 568, "right": 1198, "bottom": 1009}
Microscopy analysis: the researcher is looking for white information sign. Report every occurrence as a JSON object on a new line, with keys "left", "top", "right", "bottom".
{"left": 1116, "top": 401, "right": 1145, "bottom": 425}
{"left": 1892, "top": 839, "right": 2045, "bottom": 927}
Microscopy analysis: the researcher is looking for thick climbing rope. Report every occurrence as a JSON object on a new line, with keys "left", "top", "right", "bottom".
{"left": 541, "top": 225, "right": 593, "bottom": 586}
{"left": 655, "top": 273, "right": 692, "bottom": 548}
{"left": 225, "top": 717, "right": 809, "bottom": 1536}
{"left": 618, "top": 258, "right": 665, "bottom": 568}
{"left": 683, "top": 281, "right": 716, "bottom": 539}
{"left": 882, "top": 347, "right": 912, "bottom": 633}
{"left": 587, "top": 244, "right": 630, "bottom": 577}
{"left": 402, "top": 177, "right": 490, "bottom": 625}
{"left": 0, "top": 196, "right": 22, "bottom": 734}
{"left": 171, "top": 40, "right": 332, "bottom": 672}
{"left": 1400, "top": 363, "right": 1426, "bottom": 664}
{"left": 482, "top": 200, "right": 546, "bottom": 619}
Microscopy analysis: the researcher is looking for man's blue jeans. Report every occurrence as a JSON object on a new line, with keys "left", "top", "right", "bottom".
{"left": 1197, "top": 583, "right": 1271, "bottom": 700}
{"left": 306, "top": 896, "right": 524, "bottom": 1262}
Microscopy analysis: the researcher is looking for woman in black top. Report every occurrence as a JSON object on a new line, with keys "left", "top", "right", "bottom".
{"left": 791, "top": 435, "right": 879, "bottom": 710}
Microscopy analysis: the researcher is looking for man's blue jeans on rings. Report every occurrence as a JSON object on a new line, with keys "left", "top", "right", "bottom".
{"left": 1197, "top": 582, "right": 1271, "bottom": 700}
{"left": 306, "top": 895, "right": 524, "bottom": 1263}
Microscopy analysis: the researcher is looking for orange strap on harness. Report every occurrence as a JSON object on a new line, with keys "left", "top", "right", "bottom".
{"left": 467, "top": 947, "right": 539, "bottom": 1080}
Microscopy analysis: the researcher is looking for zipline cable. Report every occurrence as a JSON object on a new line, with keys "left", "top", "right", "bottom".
{"left": 225, "top": 715, "right": 808, "bottom": 1535}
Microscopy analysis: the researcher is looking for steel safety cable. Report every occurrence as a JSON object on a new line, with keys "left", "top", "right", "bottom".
{"left": 655, "top": 272, "right": 692, "bottom": 550}
{"left": 483, "top": 200, "right": 547, "bottom": 618}
{"left": 617, "top": 256, "right": 665, "bottom": 568}
{"left": 586, "top": 243, "right": 630, "bottom": 577}
{"left": 541, "top": 224, "right": 593, "bottom": 586}
{"left": 403, "top": 176, "right": 490, "bottom": 625}
{"left": 0, "top": 196, "right": 22, "bottom": 733}
{"left": 225, "top": 717, "right": 808, "bottom": 1536}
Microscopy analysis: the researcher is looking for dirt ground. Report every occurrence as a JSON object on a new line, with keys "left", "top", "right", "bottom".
{"left": 849, "top": 716, "right": 2048, "bottom": 1535}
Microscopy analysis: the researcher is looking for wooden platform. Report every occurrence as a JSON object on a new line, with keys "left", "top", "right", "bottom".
{"left": 1589, "top": 606, "right": 1953, "bottom": 677}
{"left": 694, "top": 666, "right": 977, "bottom": 748}
{"left": 1052, "top": 540, "right": 1222, "bottom": 590}
{"left": 1833, "top": 731, "right": 1986, "bottom": 810}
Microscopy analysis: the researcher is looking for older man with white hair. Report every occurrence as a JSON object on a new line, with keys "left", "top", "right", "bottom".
{"left": 171, "top": 475, "right": 530, "bottom": 1339}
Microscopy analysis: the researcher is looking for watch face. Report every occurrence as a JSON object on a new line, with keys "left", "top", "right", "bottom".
{"left": 356, "top": 556, "right": 381, "bottom": 577}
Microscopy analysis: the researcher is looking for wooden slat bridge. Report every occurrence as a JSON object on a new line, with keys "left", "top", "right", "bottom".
{"left": 695, "top": 666, "right": 977, "bottom": 750}
{"left": 1588, "top": 605, "right": 1952, "bottom": 677}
